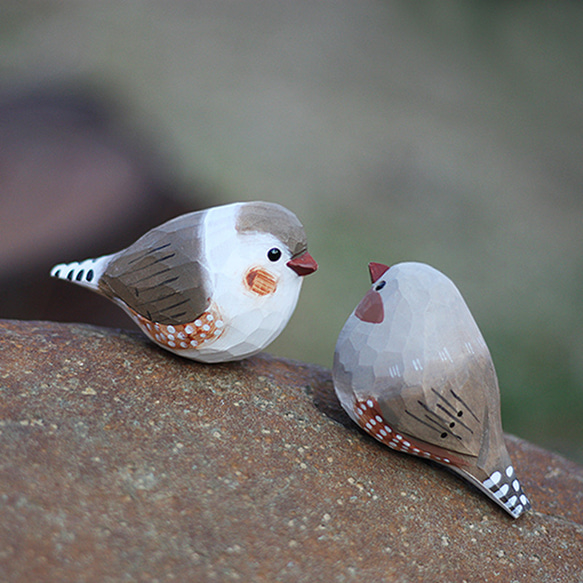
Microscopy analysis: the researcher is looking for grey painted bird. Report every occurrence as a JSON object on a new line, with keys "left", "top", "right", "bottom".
{"left": 51, "top": 201, "right": 317, "bottom": 362}
{"left": 333, "top": 261, "right": 531, "bottom": 518}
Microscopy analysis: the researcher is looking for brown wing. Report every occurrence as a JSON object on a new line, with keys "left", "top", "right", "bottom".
{"left": 98, "top": 211, "right": 211, "bottom": 325}
{"left": 377, "top": 351, "right": 495, "bottom": 457}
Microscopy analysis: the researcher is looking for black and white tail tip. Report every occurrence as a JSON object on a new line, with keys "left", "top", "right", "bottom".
{"left": 482, "top": 465, "right": 531, "bottom": 518}
{"left": 50, "top": 257, "right": 108, "bottom": 290}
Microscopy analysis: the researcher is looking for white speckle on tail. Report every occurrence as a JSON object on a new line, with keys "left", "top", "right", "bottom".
{"left": 484, "top": 471, "right": 502, "bottom": 488}
{"left": 496, "top": 484, "right": 510, "bottom": 498}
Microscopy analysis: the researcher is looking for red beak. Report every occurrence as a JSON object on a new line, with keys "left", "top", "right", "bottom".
{"left": 368, "top": 262, "right": 390, "bottom": 283}
{"left": 287, "top": 251, "right": 318, "bottom": 276}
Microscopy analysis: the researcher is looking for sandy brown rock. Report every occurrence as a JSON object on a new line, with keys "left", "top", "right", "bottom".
{"left": 0, "top": 319, "right": 581, "bottom": 582}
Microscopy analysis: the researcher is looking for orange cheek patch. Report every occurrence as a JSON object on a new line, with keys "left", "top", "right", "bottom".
{"left": 245, "top": 268, "right": 278, "bottom": 296}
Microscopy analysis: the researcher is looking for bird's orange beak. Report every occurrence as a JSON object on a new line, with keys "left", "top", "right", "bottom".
{"left": 287, "top": 251, "right": 318, "bottom": 276}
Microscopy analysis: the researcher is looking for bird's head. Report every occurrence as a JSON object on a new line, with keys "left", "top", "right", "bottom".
{"left": 235, "top": 202, "right": 317, "bottom": 298}
{"left": 354, "top": 261, "right": 390, "bottom": 323}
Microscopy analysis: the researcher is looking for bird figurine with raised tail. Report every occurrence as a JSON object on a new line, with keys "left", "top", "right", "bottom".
{"left": 333, "top": 261, "right": 531, "bottom": 518}
{"left": 51, "top": 201, "right": 317, "bottom": 363}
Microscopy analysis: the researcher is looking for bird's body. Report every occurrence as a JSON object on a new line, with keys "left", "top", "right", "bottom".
{"left": 51, "top": 201, "right": 317, "bottom": 362}
{"left": 333, "top": 261, "right": 530, "bottom": 518}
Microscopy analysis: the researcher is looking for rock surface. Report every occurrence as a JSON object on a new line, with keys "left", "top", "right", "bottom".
{"left": 0, "top": 319, "right": 582, "bottom": 582}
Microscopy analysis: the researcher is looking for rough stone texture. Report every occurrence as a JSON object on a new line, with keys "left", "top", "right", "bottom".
{"left": 0, "top": 320, "right": 582, "bottom": 583}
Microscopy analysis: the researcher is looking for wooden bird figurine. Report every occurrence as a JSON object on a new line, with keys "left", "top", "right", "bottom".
{"left": 333, "top": 261, "right": 531, "bottom": 518}
{"left": 51, "top": 201, "right": 317, "bottom": 363}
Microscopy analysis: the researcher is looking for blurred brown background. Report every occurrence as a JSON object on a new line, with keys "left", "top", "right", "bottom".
{"left": 1, "top": 2, "right": 582, "bottom": 462}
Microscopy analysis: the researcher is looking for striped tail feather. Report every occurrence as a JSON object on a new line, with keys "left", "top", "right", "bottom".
{"left": 50, "top": 255, "right": 112, "bottom": 291}
{"left": 453, "top": 463, "right": 531, "bottom": 519}
{"left": 480, "top": 464, "right": 531, "bottom": 518}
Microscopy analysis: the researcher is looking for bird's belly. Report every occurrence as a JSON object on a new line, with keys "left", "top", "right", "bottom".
{"left": 121, "top": 296, "right": 294, "bottom": 363}
{"left": 126, "top": 303, "right": 226, "bottom": 351}
{"left": 190, "top": 304, "right": 291, "bottom": 362}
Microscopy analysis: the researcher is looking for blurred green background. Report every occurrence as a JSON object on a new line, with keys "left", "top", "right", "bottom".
{"left": 1, "top": 2, "right": 582, "bottom": 463}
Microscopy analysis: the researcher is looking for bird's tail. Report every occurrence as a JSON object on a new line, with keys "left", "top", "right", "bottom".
{"left": 479, "top": 464, "right": 531, "bottom": 518}
{"left": 50, "top": 255, "right": 112, "bottom": 291}
{"left": 452, "top": 463, "right": 531, "bottom": 519}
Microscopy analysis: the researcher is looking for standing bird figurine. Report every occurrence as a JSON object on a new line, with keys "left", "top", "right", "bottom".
{"left": 51, "top": 201, "right": 317, "bottom": 363}
{"left": 333, "top": 261, "right": 531, "bottom": 518}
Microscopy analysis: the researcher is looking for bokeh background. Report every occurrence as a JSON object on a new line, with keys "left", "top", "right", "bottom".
{"left": 1, "top": 2, "right": 582, "bottom": 463}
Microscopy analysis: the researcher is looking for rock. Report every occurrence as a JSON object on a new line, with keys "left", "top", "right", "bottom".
{"left": 0, "top": 319, "right": 581, "bottom": 582}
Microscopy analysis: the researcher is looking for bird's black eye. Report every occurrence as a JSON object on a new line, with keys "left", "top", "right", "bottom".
{"left": 267, "top": 247, "right": 282, "bottom": 262}
{"left": 375, "top": 280, "right": 386, "bottom": 291}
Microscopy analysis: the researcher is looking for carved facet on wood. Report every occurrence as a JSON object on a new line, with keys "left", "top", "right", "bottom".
{"left": 333, "top": 261, "right": 531, "bottom": 518}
